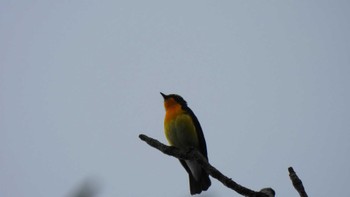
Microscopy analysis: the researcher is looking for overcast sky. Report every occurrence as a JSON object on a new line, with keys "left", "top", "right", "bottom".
{"left": 1, "top": 1, "right": 350, "bottom": 197}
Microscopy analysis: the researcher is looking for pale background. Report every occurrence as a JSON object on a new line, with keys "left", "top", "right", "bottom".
{"left": 1, "top": 1, "right": 349, "bottom": 197}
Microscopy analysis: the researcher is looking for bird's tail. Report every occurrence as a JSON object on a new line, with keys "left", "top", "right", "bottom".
{"left": 189, "top": 170, "right": 211, "bottom": 195}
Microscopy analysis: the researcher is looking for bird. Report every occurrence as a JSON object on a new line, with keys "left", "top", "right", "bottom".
{"left": 160, "top": 92, "right": 211, "bottom": 195}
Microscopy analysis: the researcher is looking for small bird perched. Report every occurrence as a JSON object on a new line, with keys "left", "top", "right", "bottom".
{"left": 160, "top": 92, "right": 211, "bottom": 195}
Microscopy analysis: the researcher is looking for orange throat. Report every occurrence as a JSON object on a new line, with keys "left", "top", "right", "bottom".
{"left": 164, "top": 98, "right": 183, "bottom": 122}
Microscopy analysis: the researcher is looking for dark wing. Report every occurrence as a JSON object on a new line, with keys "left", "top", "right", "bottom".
{"left": 183, "top": 106, "right": 208, "bottom": 160}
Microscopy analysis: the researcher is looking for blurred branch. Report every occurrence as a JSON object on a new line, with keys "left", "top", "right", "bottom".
{"left": 288, "top": 167, "right": 308, "bottom": 197}
{"left": 139, "top": 134, "right": 274, "bottom": 197}
{"left": 69, "top": 178, "right": 100, "bottom": 197}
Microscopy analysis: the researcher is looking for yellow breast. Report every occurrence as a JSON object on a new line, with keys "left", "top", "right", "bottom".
{"left": 164, "top": 102, "right": 199, "bottom": 148}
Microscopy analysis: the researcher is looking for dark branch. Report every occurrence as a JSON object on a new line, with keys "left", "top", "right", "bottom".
{"left": 288, "top": 167, "right": 308, "bottom": 197}
{"left": 139, "top": 134, "right": 274, "bottom": 197}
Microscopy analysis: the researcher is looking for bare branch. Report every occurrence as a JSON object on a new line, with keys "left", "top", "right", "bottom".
{"left": 139, "top": 134, "right": 274, "bottom": 197}
{"left": 288, "top": 167, "right": 308, "bottom": 197}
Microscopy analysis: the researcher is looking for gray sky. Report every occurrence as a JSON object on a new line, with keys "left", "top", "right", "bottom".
{"left": 1, "top": 1, "right": 349, "bottom": 197}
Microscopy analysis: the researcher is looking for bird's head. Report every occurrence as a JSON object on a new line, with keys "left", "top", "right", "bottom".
{"left": 160, "top": 92, "right": 187, "bottom": 110}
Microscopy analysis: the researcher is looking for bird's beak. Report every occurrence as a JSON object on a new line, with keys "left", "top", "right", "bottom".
{"left": 160, "top": 92, "right": 168, "bottom": 99}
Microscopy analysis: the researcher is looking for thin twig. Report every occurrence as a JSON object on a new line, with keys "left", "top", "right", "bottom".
{"left": 288, "top": 167, "right": 308, "bottom": 197}
{"left": 139, "top": 134, "right": 274, "bottom": 197}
